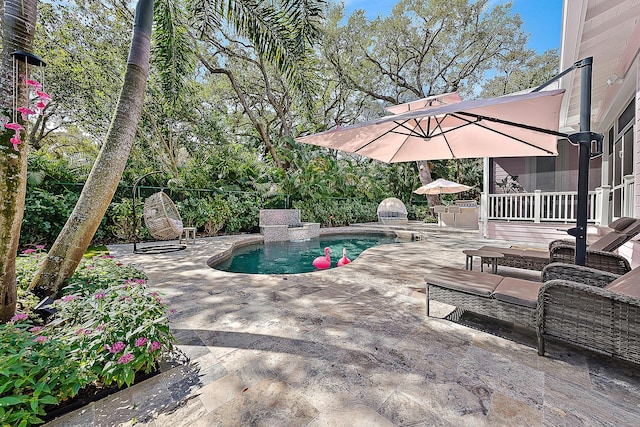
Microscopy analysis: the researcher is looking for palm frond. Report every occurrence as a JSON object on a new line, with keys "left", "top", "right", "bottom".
{"left": 189, "top": 0, "right": 325, "bottom": 105}
{"left": 153, "top": 0, "right": 196, "bottom": 108}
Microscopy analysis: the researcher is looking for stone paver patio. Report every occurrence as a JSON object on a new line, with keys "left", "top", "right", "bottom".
{"left": 44, "top": 225, "right": 640, "bottom": 426}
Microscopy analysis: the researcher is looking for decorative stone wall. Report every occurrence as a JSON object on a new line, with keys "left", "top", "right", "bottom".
{"left": 259, "top": 209, "right": 320, "bottom": 242}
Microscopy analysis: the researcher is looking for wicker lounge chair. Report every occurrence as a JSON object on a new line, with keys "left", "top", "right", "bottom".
{"left": 476, "top": 217, "right": 640, "bottom": 275}
{"left": 426, "top": 264, "right": 571, "bottom": 328}
{"left": 426, "top": 263, "right": 640, "bottom": 365}
{"left": 537, "top": 264, "right": 640, "bottom": 365}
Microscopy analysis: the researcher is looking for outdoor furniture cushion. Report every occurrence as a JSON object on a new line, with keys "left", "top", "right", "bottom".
{"left": 588, "top": 232, "right": 629, "bottom": 252}
{"left": 427, "top": 266, "right": 503, "bottom": 296}
{"left": 603, "top": 266, "right": 640, "bottom": 298}
{"left": 609, "top": 216, "right": 636, "bottom": 232}
{"left": 618, "top": 218, "right": 640, "bottom": 235}
{"left": 492, "top": 277, "right": 542, "bottom": 308}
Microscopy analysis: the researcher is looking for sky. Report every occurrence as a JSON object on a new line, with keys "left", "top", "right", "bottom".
{"left": 341, "top": 0, "right": 563, "bottom": 53}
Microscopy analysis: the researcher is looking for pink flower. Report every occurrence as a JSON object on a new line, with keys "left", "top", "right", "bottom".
{"left": 97, "top": 324, "right": 106, "bottom": 331}
{"left": 34, "top": 336, "right": 48, "bottom": 343}
{"left": 61, "top": 295, "right": 77, "bottom": 302}
{"left": 29, "top": 326, "right": 43, "bottom": 333}
{"left": 10, "top": 136, "right": 21, "bottom": 151}
{"left": 4, "top": 122, "right": 24, "bottom": 132}
{"left": 109, "top": 341, "right": 126, "bottom": 354}
{"left": 36, "top": 245, "right": 45, "bottom": 250}
{"left": 22, "top": 248, "right": 36, "bottom": 254}
{"left": 24, "top": 79, "right": 42, "bottom": 89}
{"left": 149, "top": 341, "right": 162, "bottom": 352}
{"left": 134, "top": 279, "right": 146, "bottom": 284}
{"left": 94, "top": 292, "right": 106, "bottom": 299}
{"left": 103, "top": 344, "right": 110, "bottom": 351}
{"left": 36, "top": 90, "right": 51, "bottom": 101}
{"left": 87, "top": 265, "right": 94, "bottom": 269}
{"left": 36, "top": 101, "right": 46, "bottom": 114}
{"left": 169, "top": 309, "right": 176, "bottom": 315}
{"left": 75, "top": 328, "right": 85, "bottom": 335}
{"left": 101, "top": 255, "right": 114, "bottom": 259}
{"left": 116, "top": 263, "right": 123, "bottom": 267}
{"left": 117, "top": 353, "right": 134, "bottom": 365}
{"left": 135, "top": 337, "right": 148, "bottom": 347}
{"left": 10, "top": 313, "right": 28, "bottom": 322}
{"left": 16, "top": 107, "right": 35, "bottom": 120}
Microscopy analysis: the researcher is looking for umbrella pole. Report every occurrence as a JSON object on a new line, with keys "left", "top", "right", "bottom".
{"left": 570, "top": 57, "right": 599, "bottom": 266}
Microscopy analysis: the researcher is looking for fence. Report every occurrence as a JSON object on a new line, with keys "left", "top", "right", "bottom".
{"left": 486, "top": 190, "right": 598, "bottom": 223}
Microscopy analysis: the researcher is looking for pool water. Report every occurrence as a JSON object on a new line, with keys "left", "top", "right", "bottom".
{"left": 212, "top": 234, "right": 399, "bottom": 274}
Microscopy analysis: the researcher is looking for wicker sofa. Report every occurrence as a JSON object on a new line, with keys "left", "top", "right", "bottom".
{"left": 427, "top": 264, "right": 640, "bottom": 364}
{"left": 476, "top": 217, "right": 640, "bottom": 275}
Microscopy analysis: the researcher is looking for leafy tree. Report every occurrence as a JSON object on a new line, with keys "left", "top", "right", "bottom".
{"left": 480, "top": 48, "right": 559, "bottom": 97}
{"left": 29, "top": 0, "right": 131, "bottom": 150}
{"left": 30, "top": 0, "right": 327, "bottom": 297}
{"left": 318, "top": 0, "right": 531, "bottom": 207}
{"left": 1, "top": 0, "right": 40, "bottom": 321}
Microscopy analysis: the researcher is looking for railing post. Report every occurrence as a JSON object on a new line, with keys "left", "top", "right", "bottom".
{"left": 534, "top": 190, "right": 542, "bottom": 223}
{"left": 596, "top": 185, "right": 611, "bottom": 226}
{"left": 480, "top": 192, "right": 488, "bottom": 238}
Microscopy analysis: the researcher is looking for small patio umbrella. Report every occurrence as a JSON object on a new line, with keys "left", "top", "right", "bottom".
{"left": 296, "top": 89, "right": 565, "bottom": 163}
{"left": 413, "top": 178, "right": 473, "bottom": 195}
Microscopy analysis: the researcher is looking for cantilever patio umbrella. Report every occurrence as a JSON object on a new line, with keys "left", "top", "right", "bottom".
{"left": 414, "top": 178, "right": 473, "bottom": 195}
{"left": 297, "top": 59, "right": 604, "bottom": 268}
{"left": 296, "top": 89, "right": 565, "bottom": 163}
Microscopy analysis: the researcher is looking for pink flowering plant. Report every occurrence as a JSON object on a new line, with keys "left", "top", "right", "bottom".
{"left": 53, "top": 278, "right": 174, "bottom": 388}
{"left": 4, "top": 251, "right": 175, "bottom": 425}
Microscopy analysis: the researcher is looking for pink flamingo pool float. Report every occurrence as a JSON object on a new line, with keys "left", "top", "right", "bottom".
{"left": 337, "top": 248, "right": 351, "bottom": 266}
{"left": 312, "top": 247, "right": 332, "bottom": 269}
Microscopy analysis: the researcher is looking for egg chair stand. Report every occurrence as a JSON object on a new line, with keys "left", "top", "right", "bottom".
{"left": 131, "top": 171, "right": 186, "bottom": 254}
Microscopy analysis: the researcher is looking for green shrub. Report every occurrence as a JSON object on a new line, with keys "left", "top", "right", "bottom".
{"left": 225, "top": 193, "right": 262, "bottom": 233}
{"left": 4, "top": 253, "right": 175, "bottom": 426}
{"left": 105, "top": 198, "right": 149, "bottom": 243}
{"left": 293, "top": 198, "right": 378, "bottom": 226}
{"left": 0, "top": 321, "right": 90, "bottom": 427}
{"left": 20, "top": 190, "right": 78, "bottom": 247}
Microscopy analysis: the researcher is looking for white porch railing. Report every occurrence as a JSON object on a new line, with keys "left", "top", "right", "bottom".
{"left": 486, "top": 190, "right": 598, "bottom": 223}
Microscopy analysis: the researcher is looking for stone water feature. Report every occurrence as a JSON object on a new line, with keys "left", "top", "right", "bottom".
{"left": 259, "top": 209, "right": 320, "bottom": 242}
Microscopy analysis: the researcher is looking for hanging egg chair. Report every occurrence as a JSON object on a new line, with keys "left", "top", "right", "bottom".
{"left": 143, "top": 191, "right": 184, "bottom": 240}
{"left": 131, "top": 171, "right": 186, "bottom": 254}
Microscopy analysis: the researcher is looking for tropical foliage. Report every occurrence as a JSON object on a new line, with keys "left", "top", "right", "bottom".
{"left": 2, "top": 0, "right": 558, "bottom": 302}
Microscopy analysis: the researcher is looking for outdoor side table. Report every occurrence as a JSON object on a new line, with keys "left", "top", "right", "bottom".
{"left": 180, "top": 227, "right": 197, "bottom": 245}
{"left": 463, "top": 249, "right": 504, "bottom": 274}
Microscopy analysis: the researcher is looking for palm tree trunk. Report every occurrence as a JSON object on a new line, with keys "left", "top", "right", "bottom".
{"left": 0, "top": 0, "right": 38, "bottom": 322}
{"left": 29, "top": 0, "right": 154, "bottom": 297}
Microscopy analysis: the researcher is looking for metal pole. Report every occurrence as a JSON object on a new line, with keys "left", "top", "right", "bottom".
{"left": 131, "top": 171, "right": 162, "bottom": 253}
{"left": 572, "top": 57, "right": 593, "bottom": 266}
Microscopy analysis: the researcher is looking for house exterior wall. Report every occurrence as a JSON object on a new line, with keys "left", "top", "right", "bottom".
{"left": 620, "top": 57, "right": 640, "bottom": 268}
{"left": 491, "top": 158, "right": 526, "bottom": 193}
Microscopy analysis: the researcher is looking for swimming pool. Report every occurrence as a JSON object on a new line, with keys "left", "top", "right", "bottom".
{"left": 211, "top": 234, "right": 399, "bottom": 274}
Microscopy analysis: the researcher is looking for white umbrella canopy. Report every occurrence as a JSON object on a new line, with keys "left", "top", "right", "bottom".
{"left": 413, "top": 178, "right": 473, "bottom": 195}
{"left": 296, "top": 89, "right": 566, "bottom": 163}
